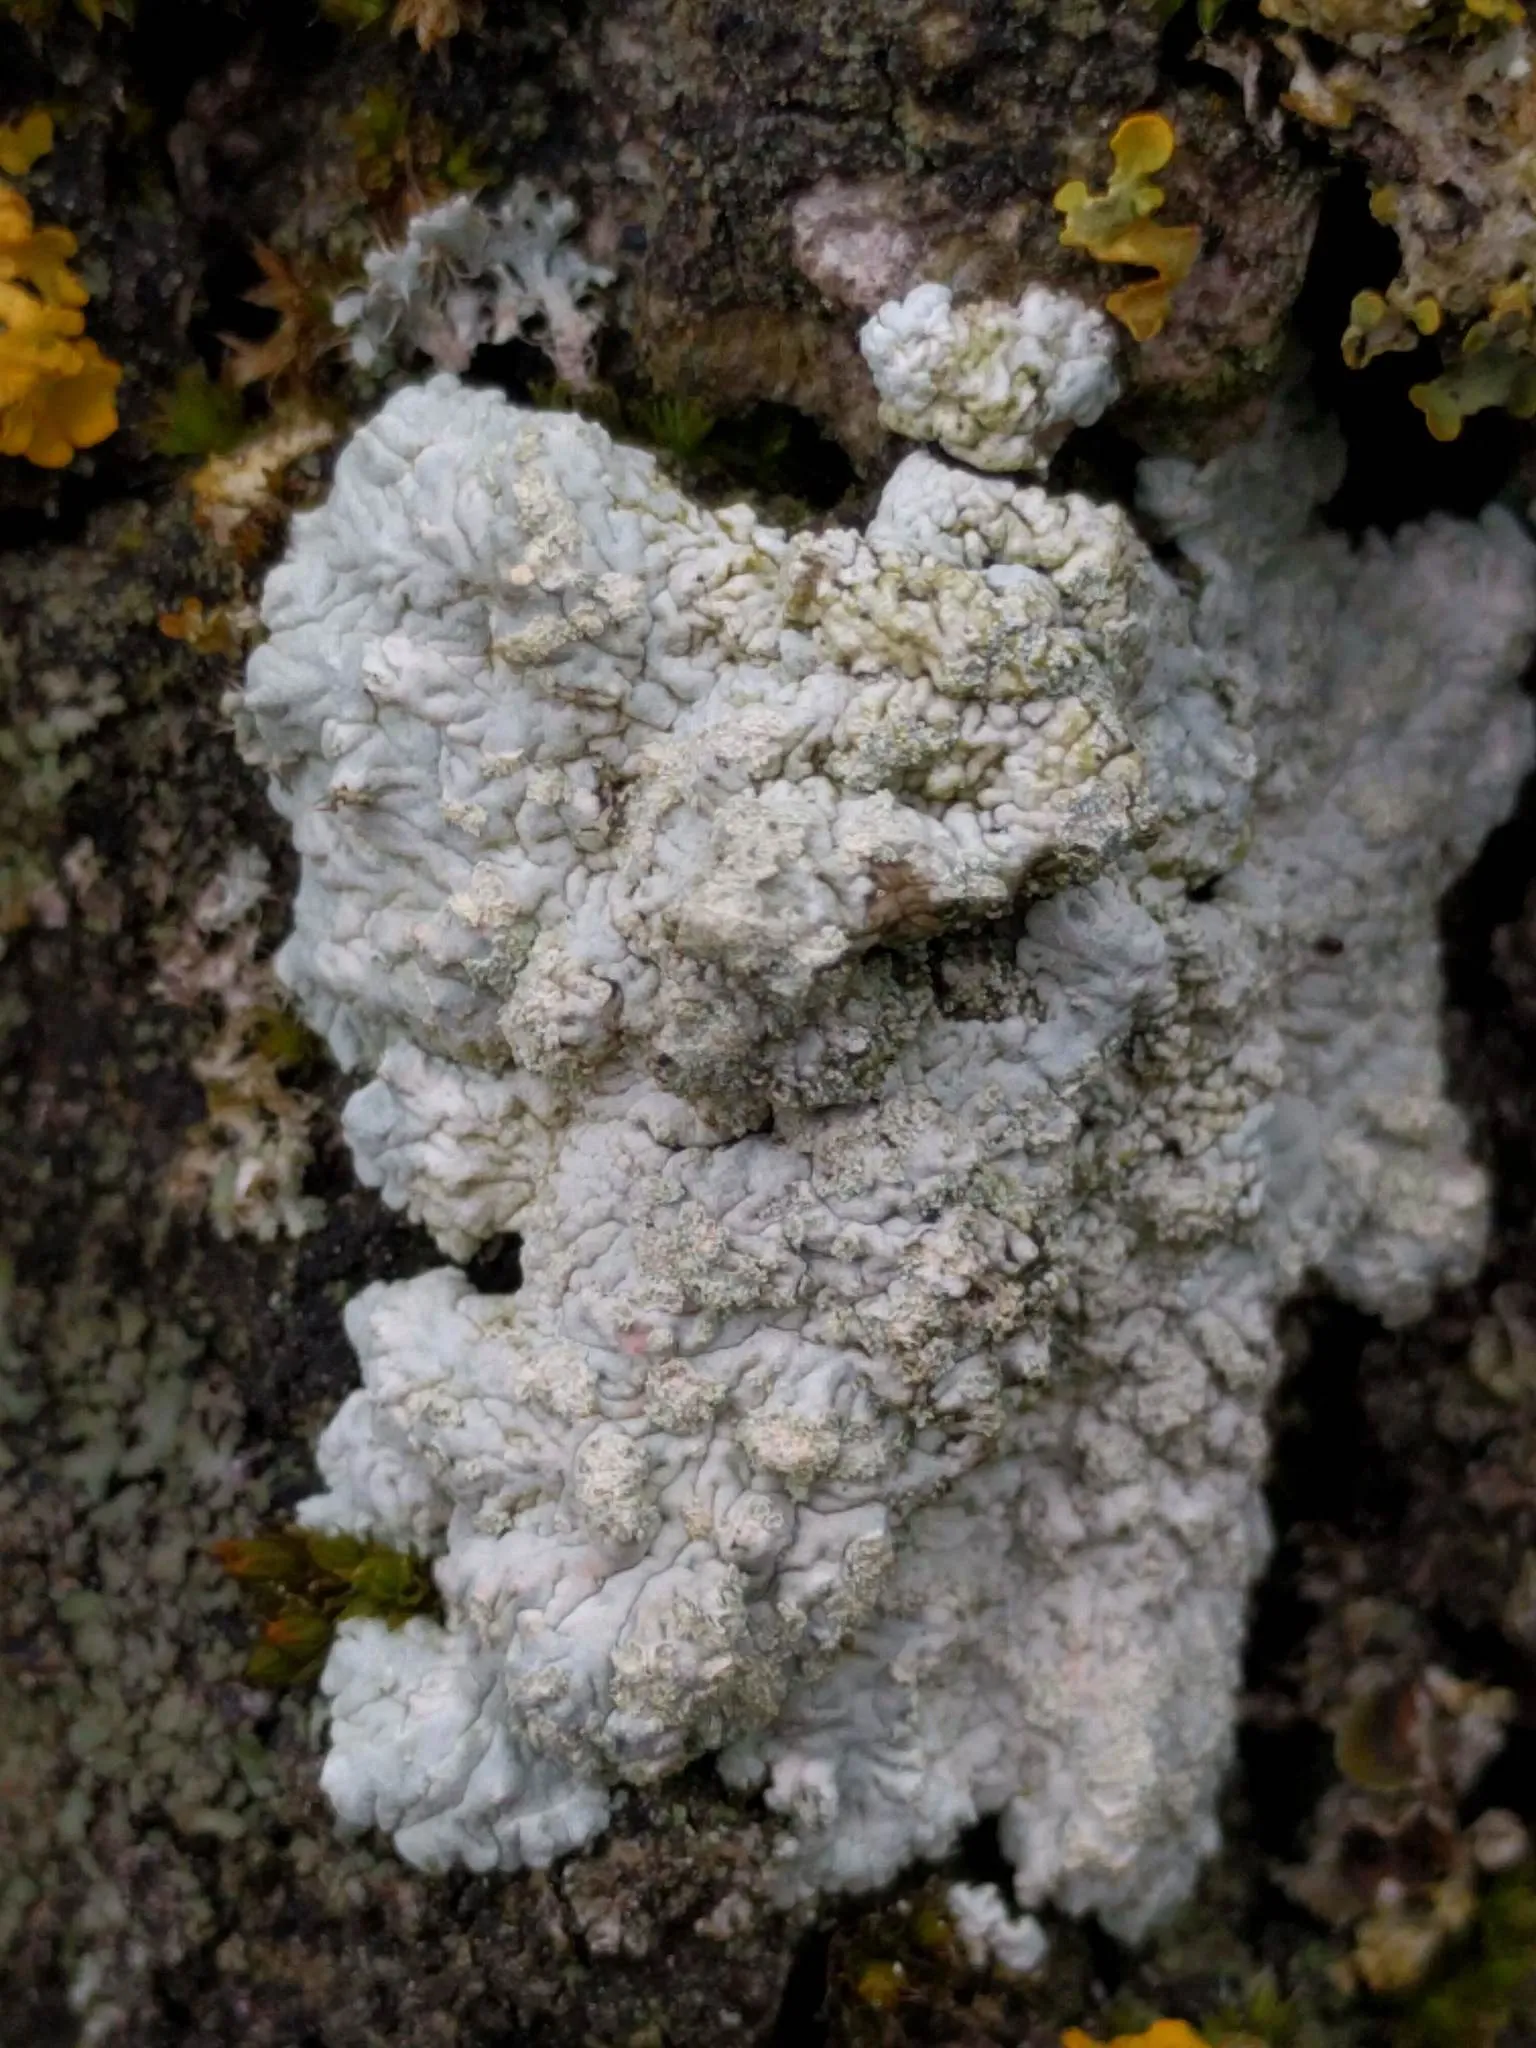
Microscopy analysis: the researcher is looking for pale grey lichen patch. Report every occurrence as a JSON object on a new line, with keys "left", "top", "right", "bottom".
{"left": 0, "top": 637, "right": 125, "bottom": 959}
{"left": 333, "top": 184, "right": 613, "bottom": 388}
{"left": 156, "top": 848, "right": 325, "bottom": 1244}
{"left": 0, "top": 1267, "right": 271, "bottom": 2044}
{"left": 947, "top": 1880, "right": 1050, "bottom": 1975}
{"left": 240, "top": 373, "right": 1536, "bottom": 1936}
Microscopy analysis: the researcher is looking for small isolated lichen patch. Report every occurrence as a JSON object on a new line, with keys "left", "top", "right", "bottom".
{"left": 0, "top": 643, "right": 124, "bottom": 951}
{"left": 1341, "top": 282, "right": 1443, "bottom": 372}
{"left": 155, "top": 849, "right": 325, "bottom": 1244}
{"left": 858, "top": 281, "right": 1120, "bottom": 473}
{"left": 947, "top": 1880, "right": 1049, "bottom": 1974}
{"left": 240, "top": 373, "right": 1536, "bottom": 1935}
{"left": 188, "top": 411, "right": 336, "bottom": 560}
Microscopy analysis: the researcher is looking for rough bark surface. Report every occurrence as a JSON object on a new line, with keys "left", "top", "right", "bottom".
{"left": 4, "top": 1, "right": 1536, "bottom": 2043}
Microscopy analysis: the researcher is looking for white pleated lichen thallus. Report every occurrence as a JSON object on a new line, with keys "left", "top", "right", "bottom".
{"left": 240, "top": 367, "right": 1536, "bottom": 1935}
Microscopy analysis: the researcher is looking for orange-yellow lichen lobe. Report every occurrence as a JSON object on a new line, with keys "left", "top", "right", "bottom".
{"left": 0, "top": 108, "right": 54, "bottom": 177}
{"left": 0, "top": 177, "right": 120, "bottom": 467}
{"left": 157, "top": 596, "right": 248, "bottom": 655}
{"left": 1053, "top": 114, "right": 1200, "bottom": 342}
{"left": 1341, "top": 285, "right": 1443, "bottom": 369}
{"left": 1369, "top": 184, "right": 1399, "bottom": 225}
{"left": 1062, "top": 2024, "right": 1212, "bottom": 2048}
{"left": 1464, "top": 0, "right": 1524, "bottom": 26}
{"left": 853, "top": 1960, "right": 906, "bottom": 2010}
{"left": 1406, "top": 279, "right": 1536, "bottom": 439}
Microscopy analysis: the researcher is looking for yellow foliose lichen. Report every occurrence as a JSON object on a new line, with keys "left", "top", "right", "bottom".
{"left": 1462, "top": 0, "right": 1523, "bottom": 26}
{"left": 0, "top": 179, "right": 120, "bottom": 467}
{"left": 1053, "top": 113, "right": 1201, "bottom": 342}
{"left": 1408, "top": 280, "right": 1536, "bottom": 440}
{"left": 0, "top": 108, "right": 54, "bottom": 177}
{"left": 1410, "top": 340, "right": 1536, "bottom": 440}
{"left": 1341, "top": 284, "right": 1442, "bottom": 369}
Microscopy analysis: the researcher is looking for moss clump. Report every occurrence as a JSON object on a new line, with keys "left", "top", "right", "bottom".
{"left": 0, "top": 0, "right": 131, "bottom": 29}
{"left": 151, "top": 364, "right": 247, "bottom": 459}
{"left": 627, "top": 391, "right": 718, "bottom": 460}
{"left": 531, "top": 376, "right": 837, "bottom": 514}
{"left": 213, "top": 1526, "right": 438, "bottom": 1685}
{"left": 1397, "top": 1866, "right": 1536, "bottom": 2047}
{"left": 341, "top": 85, "right": 489, "bottom": 206}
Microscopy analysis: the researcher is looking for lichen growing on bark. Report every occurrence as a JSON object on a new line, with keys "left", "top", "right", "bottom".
{"left": 8, "top": 0, "right": 1536, "bottom": 2039}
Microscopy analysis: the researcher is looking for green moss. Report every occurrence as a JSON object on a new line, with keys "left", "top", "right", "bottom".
{"left": 1201, "top": 1969, "right": 1308, "bottom": 2046}
{"left": 1147, "top": 0, "right": 1232, "bottom": 28}
{"left": 1396, "top": 1866, "right": 1536, "bottom": 2048}
{"left": 320, "top": 0, "right": 391, "bottom": 27}
{"left": 213, "top": 1525, "right": 439, "bottom": 1686}
{"left": 0, "top": 0, "right": 132, "bottom": 30}
{"left": 339, "top": 84, "right": 489, "bottom": 200}
{"left": 151, "top": 365, "right": 247, "bottom": 460}
{"left": 531, "top": 372, "right": 848, "bottom": 516}
{"left": 628, "top": 392, "right": 718, "bottom": 460}
{"left": 342, "top": 84, "right": 413, "bottom": 196}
